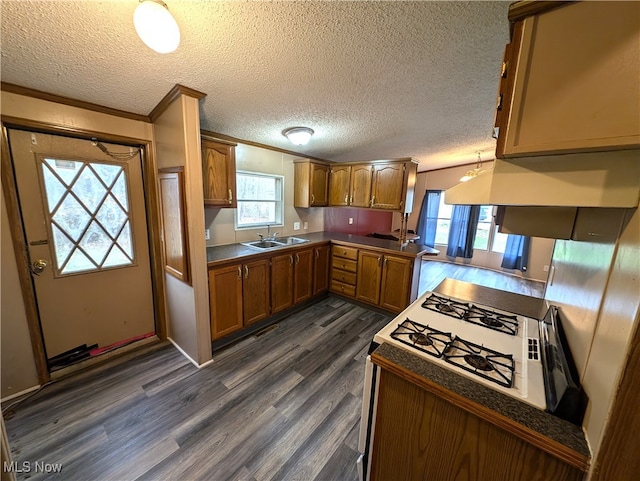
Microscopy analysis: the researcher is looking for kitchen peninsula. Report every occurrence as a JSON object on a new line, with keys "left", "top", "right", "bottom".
{"left": 206, "top": 232, "right": 438, "bottom": 342}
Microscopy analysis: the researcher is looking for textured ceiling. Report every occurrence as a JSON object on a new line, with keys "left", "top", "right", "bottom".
{"left": 1, "top": 1, "right": 510, "bottom": 171}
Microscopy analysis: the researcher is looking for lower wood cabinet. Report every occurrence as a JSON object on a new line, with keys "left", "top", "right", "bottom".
{"left": 209, "top": 264, "right": 243, "bottom": 339}
{"left": 356, "top": 251, "right": 383, "bottom": 305}
{"left": 379, "top": 255, "right": 413, "bottom": 312}
{"left": 356, "top": 250, "right": 413, "bottom": 312}
{"left": 271, "top": 253, "right": 295, "bottom": 314}
{"left": 313, "top": 245, "right": 331, "bottom": 295}
{"left": 293, "top": 248, "right": 314, "bottom": 304}
{"left": 242, "top": 259, "right": 270, "bottom": 326}
{"left": 370, "top": 368, "right": 584, "bottom": 481}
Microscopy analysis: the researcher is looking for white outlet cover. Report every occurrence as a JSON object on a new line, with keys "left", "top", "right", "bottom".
{"left": 205, "top": 229, "right": 210, "bottom": 240}
{"left": 303, "top": 222, "right": 308, "bottom": 230}
{"left": 293, "top": 222, "right": 300, "bottom": 230}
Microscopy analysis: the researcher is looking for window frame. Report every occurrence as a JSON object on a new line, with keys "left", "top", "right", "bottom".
{"left": 234, "top": 170, "right": 285, "bottom": 230}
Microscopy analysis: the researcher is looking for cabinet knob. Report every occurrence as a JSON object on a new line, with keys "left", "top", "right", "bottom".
{"left": 500, "top": 61, "right": 508, "bottom": 78}
{"left": 290, "top": 255, "right": 294, "bottom": 265}
{"left": 228, "top": 189, "right": 233, "bottom": 203}
{"left": 492, "top": 127, "right": 500, "bottom": 139}
{"left": 344, "top": 194, "right": 348, "bottom": 204}
{"left": 245, "top": 265, "right": 249, "bottom": 278}
{"left": 496, "top": 94, "right": 503, "bottom": 111}
{"left": 237, "top": 266, "right": 242, "bottom": 279}
{"left": 311, "top": 193, "right": 315, "bottom": 203}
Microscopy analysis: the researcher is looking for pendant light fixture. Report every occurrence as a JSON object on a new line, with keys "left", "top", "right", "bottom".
{"left": 134, "top": 0, "right": 180, "bottom": 54}
{"left": 459, "top": 151, "right": 486, "bottom": 182}
{"left": 282, "top": 127, "right": 314, "bottom": 146}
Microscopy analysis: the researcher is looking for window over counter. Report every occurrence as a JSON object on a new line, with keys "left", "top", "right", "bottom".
{"left": 235, "top": 171, "right": 284, "bottom": 229}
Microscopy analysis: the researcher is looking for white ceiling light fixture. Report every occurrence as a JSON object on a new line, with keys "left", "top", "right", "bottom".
{"left": 282, "top": 127, "right": 314, "bottom": 146}
{"left": 459, "top": 151, "right": 486, "bottom": 182}
{"left": 134, "top": 0, "right": 180, "bottom": 54}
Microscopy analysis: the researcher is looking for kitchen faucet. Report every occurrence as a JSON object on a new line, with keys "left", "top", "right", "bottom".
{"left": 258, "top": 225, "right": 279, "bottom": 241}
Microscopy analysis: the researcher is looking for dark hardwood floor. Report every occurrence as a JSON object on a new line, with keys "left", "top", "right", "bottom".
{"left": 3, "top": 297, "right": 392, "bottom": 481}
{"left": 3, "top": 267, "right": 545, "bottom": 481}
{"left": 419, "top": 259, "right": 545, "bottom": 298}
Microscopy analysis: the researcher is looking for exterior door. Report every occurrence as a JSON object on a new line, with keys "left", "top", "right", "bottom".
{"left": 8, "top": 129, "right": 155, "bottom": 362}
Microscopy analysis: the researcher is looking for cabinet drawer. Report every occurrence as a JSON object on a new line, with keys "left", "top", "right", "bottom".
{"left": 330, "top": 280, "right": 356, "bottom": 298}
{"left": 331, "top": 245, "right": 358, "bottom": 260}
{"left": 331, "top": 257, "right": 357, "bottom": 273}
{"left": 331, "top": 268, "right": 357, "bottom": 286}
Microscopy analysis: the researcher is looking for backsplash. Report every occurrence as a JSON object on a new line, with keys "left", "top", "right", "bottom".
{"left": 323, "top": 207, "right": 393, "bottom": 236}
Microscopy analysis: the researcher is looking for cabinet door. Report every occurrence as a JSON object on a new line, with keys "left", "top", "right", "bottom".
{"left": 356, "top": 250, "right": 382, "bottom": 305}
{"left": 242, "top": 259, "right": 271, "bottom": 326}
{"left": 379, "top": 255, "right": 413, "bottom": 312}
{"left": 499, "top": 2, "right": 640, "bottom": 158}
{"left": 271, "top": 253, "right": 294, "bottom": 314}
{"left": 349, "top": 164, "right": 373, "bottom": 207}
{"left": 201, "top": 139, "right": 237, "bottom": 207}
{"left": 328, "top": 165, "right": 351, "bottom": 206}
{"left": 293, "top": 248, "right": 314, "bottom": 304}
{"left": 310, "top": 163, "right": 329, "bottom": 206}
{"left": 209, "top": 264, "right": 243, "bottom": 339}
{"left": 371, "top": 163, "right": 406, "bottom": 210}
{"left": 313, "top": 245, "right": 331, "bottom": 295}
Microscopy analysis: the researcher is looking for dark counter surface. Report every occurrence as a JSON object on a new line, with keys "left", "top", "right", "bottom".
{"left": 434, "top": 277, "right": 548, "bottom": 320}
{"left": 206, "top": 231, "right": 439, "bottom": 267}
{"left": 373, "top": 343, "right": 591, "bottom": 465}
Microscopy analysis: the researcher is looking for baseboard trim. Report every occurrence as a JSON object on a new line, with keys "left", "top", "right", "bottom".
{"left": 1, "top": 385, "right": 41, "bottom": 404}
{"left": 167, "top": 337, "right": 213, "bottom": 369}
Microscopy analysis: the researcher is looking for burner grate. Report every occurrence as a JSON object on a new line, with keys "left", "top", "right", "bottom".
{"left": 464, "top": 305, "right": 519, "bottom": 336}
{"left": 443, "top": 336, "right": 515, "bottom": 388}
{"left": 390, "top": 318, "right": 453, "bottom": 358}
{"left": 421, "top": 294, "right": 469, "bottom": 320}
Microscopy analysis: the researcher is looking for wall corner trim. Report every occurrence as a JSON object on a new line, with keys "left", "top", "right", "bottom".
{"left": 167, "top": 337, "right": 213, "bottom": 369}
{"left": 148, "top": 84, "right": 207, "bottom": 123}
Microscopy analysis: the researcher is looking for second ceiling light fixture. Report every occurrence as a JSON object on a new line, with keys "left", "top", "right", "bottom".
{"left": 134, "top": 0, "right": 180, "bottom": 54}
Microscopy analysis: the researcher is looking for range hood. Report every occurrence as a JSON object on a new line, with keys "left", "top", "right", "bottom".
{"left": 445, "top": 149, "right": 640, "bottom": 208}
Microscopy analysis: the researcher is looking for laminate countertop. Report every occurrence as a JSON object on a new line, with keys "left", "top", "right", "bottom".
{"left": 371, "top": 279, "right": 590, "bottom": 471}
{"left": 206, "top": 231, "right": 439, "bottom": 267}
{"left": 434, "top": 278, "right": 549, "bottom": 320}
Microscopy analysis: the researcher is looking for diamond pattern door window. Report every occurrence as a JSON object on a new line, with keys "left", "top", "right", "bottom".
{"left": 40, "top": 157, "right": 135, "bottom": 275}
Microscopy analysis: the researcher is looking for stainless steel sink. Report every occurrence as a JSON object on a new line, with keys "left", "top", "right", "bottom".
{"left": 275, "top": 237, "right": 309, "bottom": 245}
{"left": 241, "top": 237, "right": 309, "bottom": 250}
{"left": 242, "top": 240, "right": 285, "bottom": 249}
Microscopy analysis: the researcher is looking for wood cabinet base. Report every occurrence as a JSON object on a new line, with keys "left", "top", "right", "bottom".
{"left": 370, "top": 369, "right": 585, "bottom": 481}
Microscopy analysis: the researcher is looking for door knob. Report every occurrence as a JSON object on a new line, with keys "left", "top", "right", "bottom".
{"left": 31, "top": 259, "right": 48, "bottom": 276}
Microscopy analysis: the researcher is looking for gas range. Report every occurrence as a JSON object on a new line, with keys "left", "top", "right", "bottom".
{"left": 373, "top": 291, "right": 547, "bottom": 410}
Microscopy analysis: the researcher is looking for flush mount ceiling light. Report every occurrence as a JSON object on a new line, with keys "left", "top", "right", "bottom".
{"left": 460, "top": 151, "right": 486, "bottom": 182}
{"left": 282, "top": 127, "right": 314, "bottom": 146}
{"left": 134, "top": 0, "right": 180, "bottom": 54}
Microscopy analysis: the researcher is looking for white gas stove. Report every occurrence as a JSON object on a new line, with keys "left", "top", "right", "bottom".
{"left": 373, "top": 291, "right": 547, "bottom": 409}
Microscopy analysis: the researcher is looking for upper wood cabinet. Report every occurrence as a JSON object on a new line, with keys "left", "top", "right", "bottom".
{"left": 201, "top": 138, "right": 237, "bottom": 207}
{"left": 495, "top": 2, "right": 640, "bottom": 158}
{"left": 328, "top": 163, "right": 374, "bottom": 208}
{"left": 328, "top": 165, "right": 351, "bottom": 206}
{"left": 370, "top": 161, "right": 417, "bottom": 213}
{"left": 294, "top": 160, "right": 329, "bottom": 207}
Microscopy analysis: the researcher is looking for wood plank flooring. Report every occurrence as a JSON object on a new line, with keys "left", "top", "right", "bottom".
{"left": 3, "top": 267, "right": 544, "bottom": 481}
{"left": 3, "top": 297, "right": 392, "bottom": 481}
{"left": 419, "top": 259, "right": 545, "bottom": 298}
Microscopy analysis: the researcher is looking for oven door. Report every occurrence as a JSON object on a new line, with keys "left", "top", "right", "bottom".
{"left": 357, "top": 354, "right": 380, "bottom": 481}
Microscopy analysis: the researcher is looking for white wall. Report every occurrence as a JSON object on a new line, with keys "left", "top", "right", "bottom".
{"left": 403, "top": 164, "right": 555, "bottom": 283}
{"left": 154, "top": 95, "right": 212, "bottom": 367}
{"left": 205, "top": 144, "right": 324, "bottom": 246}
